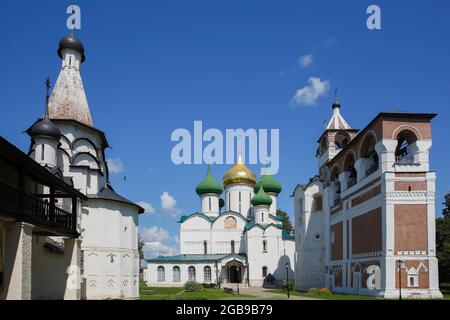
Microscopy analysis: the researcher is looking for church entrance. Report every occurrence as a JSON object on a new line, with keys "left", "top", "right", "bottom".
{"left": 229, "top": 266, "right": 241, "bottom": 283}
{"left": 224, "top": 260, "right": 245, "bottom": 284}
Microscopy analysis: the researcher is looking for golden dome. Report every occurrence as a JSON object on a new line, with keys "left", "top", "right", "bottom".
{"left": 222, "top": 154, "right": 257, "bottom": 186}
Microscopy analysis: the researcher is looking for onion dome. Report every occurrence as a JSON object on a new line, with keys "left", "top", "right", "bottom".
{"left": 251, "top": 185, "right": 273, "bottom": 206}
{"left": 29, "top": 117, "right": 61, "bottom": 140}
{"left": 196, "top": 166, "right": 223, "bottom": 195}
{"left": 219, "top": 198, "right": 225, "bottom": 208}
{"left": 57, "top": 34, "right": 85, "bottom": 62}
{"left": 254, "top": 175, "right": 282, "bottom": 195}
{"left": 222, "top": 154, "right": 257, "bottom": 187}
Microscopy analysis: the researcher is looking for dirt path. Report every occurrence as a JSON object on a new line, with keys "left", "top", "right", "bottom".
{"left": 238, "top": 287, "right": 320, "bottom": 300}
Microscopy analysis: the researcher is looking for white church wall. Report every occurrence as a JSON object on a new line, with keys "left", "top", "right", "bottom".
{"left": 81, "top": 199, "right": 139, "bottom": 299}
{"left": 146, "top": 262, "right": 218, "bottom": 287}
{"left": 224, "top": 185, "right": 253, "bottom": 218}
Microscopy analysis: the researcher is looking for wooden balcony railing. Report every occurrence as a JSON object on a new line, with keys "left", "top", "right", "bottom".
{"left": 0, "top": 180, "right": 76, "bottom": 235}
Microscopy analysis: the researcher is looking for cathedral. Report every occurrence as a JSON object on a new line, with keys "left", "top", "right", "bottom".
{"left": 0, "top": 32, "right": 143, "bottom": 299}
{"left": 144, "top": 155, "right": 295, "bottom": 287}
{"left": 293, "top": 97, "right": 443, "bottom": 298}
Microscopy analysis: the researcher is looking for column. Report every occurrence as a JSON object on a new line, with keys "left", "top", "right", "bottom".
{"left": 3, "top": 222, "right": 33, "bottom": 300}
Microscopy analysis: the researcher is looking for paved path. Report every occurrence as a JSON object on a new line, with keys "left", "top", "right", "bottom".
{"left": 238, "top": 287, "right": 320, "bottom": 300}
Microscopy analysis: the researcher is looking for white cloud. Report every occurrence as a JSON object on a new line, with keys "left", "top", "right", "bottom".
{"left": 144, "top": 241, "right": 179, "bottom": 258}
{"left": 107, "top": 158, "right": 125, "bottom": 174}
{"left": 141, "top": 226, "right": 170, "bottom": 242}
{"left": 160, "top": 192, "right": 181, "bottom": 217}
{"left": 290, "top": 77, "right": 330, "bottom": 108}
{"left": 298, "top": 54, "right": 313, "bottom": 68}
{"left": 136, "top": 201, "right": 155, "bottom": 214}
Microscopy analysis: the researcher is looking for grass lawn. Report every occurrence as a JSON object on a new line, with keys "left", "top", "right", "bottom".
{"left": 440, "top": 283, "right": 450, "bottom": 299}
{"left": 264, "top": 289, "right": 378, "bottom": 300}
{"left": 140, "top": 283, "right": 255, "bottom": 300}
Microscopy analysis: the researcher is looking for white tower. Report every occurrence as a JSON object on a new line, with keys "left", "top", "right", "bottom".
{"left": 196, "top": 166, "right": 223, "bottom": 218}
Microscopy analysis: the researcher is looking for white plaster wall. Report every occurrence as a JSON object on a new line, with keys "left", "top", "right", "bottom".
{"left": 31, "top": 236, "right": 66, "bottom": 300}
{"left": 224, "top": 184, "right": 254, "bottom": 218}
{"left": 81, "top": 199, "right": 139, "bottom": 299}
{"left": 146, "top": 262, "right": 218, "bottom": 286}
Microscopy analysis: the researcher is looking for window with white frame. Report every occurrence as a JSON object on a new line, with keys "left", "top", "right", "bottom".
{"left": 157, "top": 266, "right": 165, "bottom": 282}
{"left": 407, "top": 268, "right": 419, "bottom": 287}
{"left": 204, "top": 266, "right": 211, "bottom": 283}
{"left": 188, "top": 266, "right": 196, "bottom": 282}
{"left": 172, "top": 266, "right": 180, "bottom": 282}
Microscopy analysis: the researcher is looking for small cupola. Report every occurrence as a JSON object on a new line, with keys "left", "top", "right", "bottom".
{"left": 57, "top": 34, "right": 85, "bottom": 62}
{"left": 251, "top": 185, "right": 273, "bottom": 206}
{"left": 254, "top": 175, "right": 282, "bottom": 195}
{"left": 196, "top": 166, "right": 223, "bottom": 195}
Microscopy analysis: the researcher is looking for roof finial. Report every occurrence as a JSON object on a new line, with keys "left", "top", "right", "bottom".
{"left": 332, "top": 88, "right": 340, "bottom": 110}
{"left": 237, "top": 152, "right": 243, "bottom": 164}
{"left": 45, "top": 77, "right": 51, "bottom": 118}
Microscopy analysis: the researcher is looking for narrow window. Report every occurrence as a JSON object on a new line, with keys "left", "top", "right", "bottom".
{"left": 204, "top": 266, "right": 211, "bottom": 283}
{"left": 262, "top": 266, "right": 268, "bottom": 277}
{"left": 231, "top": 240, "right": 235, "bottom": 254}
{"left": 41, "top": 144, "right": 45, "bottom": 161}
{"left": 172, "top": 266, "right": 180, "bottom": 282}
{"left": 239, "top": 192, "right": 242, "bottom": 213}
{"left": 228, "top": 192, "right": 230, "bottom": 210}
{"left": 188, "top": 266, "right": 196, "bottom": 281}
{"left": 262, "top": 212, "right": 264, "bottom": 222}
{"left": 262, "top": 240, "right": 267, "bottom": 252}
{"left": 208, "top": 197, "right": 211, "bottom": 211}
{"left": 203, "top": 240, "right": 208, "bottom": 255}
{"left": 157, "top": 266, "right": 165, "bottom": 282}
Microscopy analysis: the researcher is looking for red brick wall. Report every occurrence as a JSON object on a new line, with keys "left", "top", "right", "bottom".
{"left": 331, "top": 222, "right": 343, "bottom": 261}
{"left": 394, "top": 204, "right": 428, "bottom": 252}
{"left": 352, "top": 185, "right": 381, "bottom": 207}
{"left": 352, "top": 208, "right": 382, "bottom": 254}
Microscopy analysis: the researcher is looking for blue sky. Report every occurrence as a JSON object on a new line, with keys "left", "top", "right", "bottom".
{"left": 1, "top": 1, "right": 449, "bottom": 258}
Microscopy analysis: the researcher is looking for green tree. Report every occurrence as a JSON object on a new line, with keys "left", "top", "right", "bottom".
{"left": 138, "top": 234, "right": 145, "bottom": 268}
{"left": 276, "top": 209, "right": 294, "bottom": 233}
{"left": 437, "top": 191, "right": 450, "bottom": 284}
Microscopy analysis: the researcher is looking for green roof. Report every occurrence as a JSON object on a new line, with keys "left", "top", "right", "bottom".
{"left": 147, "top": 254, "right": 239, "bottom": 263}
{"left": 196, "top": 166, "right": 223, "bottom": 195}
{"left": 178, "top": 213, "right": 216, "bottom": 223}
{"left": 282, "top": 230, "right": 295, "bottom": 239}
{"left": 254, "top": 174, "right": 282, "bottom": 194}
{"left": 251, "top": 185, "right": 273, "bottom": 206}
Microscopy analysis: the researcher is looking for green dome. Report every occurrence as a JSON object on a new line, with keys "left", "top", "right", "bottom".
{"left": 254, "top": 175, "right": 282, "bottom": 194}
{"left": 251, "top": 185, "right": 273, "bottom": 206}
{"left": 196, "top": 166, "right": 223, "bottom": 195}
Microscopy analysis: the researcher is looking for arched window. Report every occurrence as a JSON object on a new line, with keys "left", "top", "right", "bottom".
{"left": 395, "top": 130, "right": 418, "bottom": 164}
{"left": 224, "top": 216, "right": 237, "bottom": 229}
{"left": 360, "top": 133, "right": 379, "bottom": 177}
{"left": 311, "top": 193, "right": 323, "bottom": 212}
{"left": 204, "top": 266, "right": 211, "bottom": 283}
{"left": 188, "top": 266, "right": 196, "bottom": 282}
{"left": 172, "top": 266, "right": 180, "bottom": 282}
{"left": 262, "top": 240, "right": 267, "bottom": 252}
{"left": 335, "top": 132, "right": 350, "bottom": 149}
{"left": 231, "top": 240, "right": 235, "bottom": 254}
{"left": 157, "top": 266, "right": 165, "bottom": 282}
{"left": 203, "top": 240, "right": 208, "bottom": 255}
{"left": 343, "top": 152, "right": 357, "bottom": 188}
{"left": 262, "top": 266, "right": 268, "bottom": 278}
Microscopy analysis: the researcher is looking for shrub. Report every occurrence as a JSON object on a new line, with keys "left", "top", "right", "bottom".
{"left": 308, "top": 288, "right": 321, "bottom": 295}
{"left": 202, "top": 283, "right": 216, "bottom": 289}
{"left": 183, "top": 281, "right": 204, "bottom": 292}
{"left": 319, "top": 288, "right": 331, "bottom": 295}
{"left": 282, "top": 280, "right": 294, "bottom": 291}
